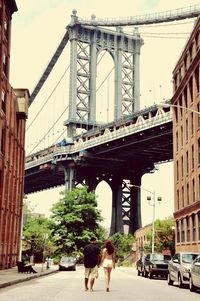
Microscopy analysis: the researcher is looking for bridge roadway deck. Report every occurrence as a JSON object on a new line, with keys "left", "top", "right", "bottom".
{"left": 24, "top": 104, "right": 173, "bottom": 194}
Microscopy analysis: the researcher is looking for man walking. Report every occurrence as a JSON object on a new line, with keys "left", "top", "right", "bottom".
{"left": 83, "top": 237, "right": 100, "bottom": 292}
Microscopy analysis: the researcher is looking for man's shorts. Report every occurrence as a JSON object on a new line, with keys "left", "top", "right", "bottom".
{"left": 85, "top": 265, "right": 98, "bottom": 278}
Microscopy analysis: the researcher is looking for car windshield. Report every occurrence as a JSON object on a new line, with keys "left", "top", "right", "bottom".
{"left": 151, "top": 254, "right": 164, "bottom": 261}
{"left": 182, "top": 254, "right": 198, "bottom": 263}
{"left": 61, "top": 257, "right": 74, "bottom": 263}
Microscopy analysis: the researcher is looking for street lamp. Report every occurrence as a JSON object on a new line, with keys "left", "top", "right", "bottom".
{"left": 146, "top": 194, "right": 162, "bottom": 253}
{"left": 159, "top": 101, "right": 200, "bottom": 116}
{"left": 128, "top": 183, "right": 162, "bottom": 253}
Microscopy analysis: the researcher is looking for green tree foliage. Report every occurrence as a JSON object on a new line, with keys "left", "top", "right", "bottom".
{"left": 23, "top": 215, "right": 56, "bottom": 261}
{"left": 110, "top": 233, "right": 135, "bottom": 263}
{"left": 143, "top": 217, "right": 175, "bottom": 255}
{"left": 50, "top": 187, "right": 105, "bottom": 256}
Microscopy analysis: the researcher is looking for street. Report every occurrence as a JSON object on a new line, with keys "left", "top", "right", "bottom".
{"left": 0, "top": 266, "right": 199, "bottom": 301}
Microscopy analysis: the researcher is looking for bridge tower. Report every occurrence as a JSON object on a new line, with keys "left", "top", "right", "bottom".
{"left": 65, "top": 9, "right": 143, "bottom": 137}
{"left": 62, "top": 10, "right": 144, "bottom": 235}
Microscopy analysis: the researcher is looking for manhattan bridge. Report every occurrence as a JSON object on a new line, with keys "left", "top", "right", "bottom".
{"left": 24, "top": 4, "right": 200, "bottom": 235}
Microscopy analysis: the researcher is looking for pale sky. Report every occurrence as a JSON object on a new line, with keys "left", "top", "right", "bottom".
{"left": 10, "top": 0, "right": 200, "bottom": 230}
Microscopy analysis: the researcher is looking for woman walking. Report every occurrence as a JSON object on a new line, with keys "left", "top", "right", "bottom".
{"left": 101, "top": 240, "right": 115, "bottom": 292}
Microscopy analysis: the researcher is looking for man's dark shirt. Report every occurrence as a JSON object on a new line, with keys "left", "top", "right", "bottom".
{"left": 83, "top": 243, "right": 100, "bottom": 268}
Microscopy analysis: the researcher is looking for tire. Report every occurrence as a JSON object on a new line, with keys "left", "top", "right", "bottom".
{"left": 189, "top": 276, "right": 196, "bottom": 292}
{"left": 167, "top": 273, "right": 174, "bottom": 286}
{"left": 178, "top": 274, "right": 184, "bottom": 288}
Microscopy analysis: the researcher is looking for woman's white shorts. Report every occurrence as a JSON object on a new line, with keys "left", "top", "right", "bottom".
{"left": 102, "top": 259, "right": 113, "bottom": 268}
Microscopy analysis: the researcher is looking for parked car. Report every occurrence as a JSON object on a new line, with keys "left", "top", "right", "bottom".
{"left": 59, "top": 256, "right": 76, "bottom": 271}
{"left": 143, "top": 253, "right": 169, "bottom": 279}
{"left": 168, "top": 252, "right": 199, "bottom": 288}
{"left": 189, "top": 254, "right": 200, "bottom": 292}
{"left": 136, "top": 255, "right": 146, "bottom": 276}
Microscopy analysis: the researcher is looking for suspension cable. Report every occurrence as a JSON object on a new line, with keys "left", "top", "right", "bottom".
{"left": 27, "top": 65, "right": 70, "bottom": 132}
{"left": 96, "top": 67, "right": 115, "bottom": 92}
{"left": 28, "top": 105, "right": 69, "bottom": 155}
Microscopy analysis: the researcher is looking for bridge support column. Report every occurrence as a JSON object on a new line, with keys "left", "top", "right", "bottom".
{"left": 64, "top": 167, "right": 75, "bottom": 190}
{"left": 110, "top": 177, "right": 124, "bottom": 235}
{"left": 128, "top": 173, "right": 142, "bottom": 234}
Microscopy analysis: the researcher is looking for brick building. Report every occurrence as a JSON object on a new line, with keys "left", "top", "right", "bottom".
{"left": 0, "top": 0, "right": 29, "bottom": 269}
{"left": 172, "top": 17, "right": 200, "bottom": 252}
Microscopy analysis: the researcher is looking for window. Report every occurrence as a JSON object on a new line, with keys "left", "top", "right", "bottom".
{"left": 181, "top": 156, "right": 183, "bottom": 177}
{"left": 176, "top": 160, "right": 179, "bottom": 181}
{"left": 4, "top": 19, "right": 9, "bottom": 40}
{"left": 179, "top": 96, "right": 183, "bottom": 117}
{"left": 189, "top": 45, "right": 193, "bottom": 62}
{"left": 186, "top": 119, "right": 188, "bottom": 140}
{"left": 176, "top": 131, "right": 178, "bottom": 151}
{"left": 1, "top": 128, "right": 5, "bottom": 154}
{"left": 187, "top": 183, "right": 189, "bottom": 205}
{"left": 195, "top": 31, "right": 199, "bottom": 50}
{"left": 174, "top": 107, "right": 178, "bottom": 123}
{"left": 192, "top": 214, "right": 196, "bottom": 242}
{"left": 1, "top": 91, "right": 6, "bottom": 112}
{"left": 184, "top": 86, "right": 188, "bottom": 108}
{"left": 181, "top": 219, "right": 185, "bottom": 243}
{"left": 192, "top": 145, "right": 194, "bottom": 169}
{"left": 191, "top": 112, "right": 194, "bottom": 135}
{"left": 186, "top": 151, "right": 189, "bottom": 173}
{"left": 195, "top": 67, "right": 199, "bottom": 94}
{"left": 192, "top": 179, "right": 195, "bottom": 203}
{"left": 177, "top": 189, "right": 180, "bottom": 210}
{"left": 186, "top": 216, "right": 190, "bottom": 242}
{"left": 181, "top": 126, "right": 183, "bottom": 146}
{"left": 189, "top": 77, "right": 193, "bottom": 103}
{"left": 198, "top": 212, "right": 200, "bottom": 240}
{"left": 182, "top": 186, "right": 184, "bottom": 207}
{"left": 176, "top": 220, "right": 180, "bottom": 243}
{"left": 3, "top": 53, "right": 7, "bottom": 76}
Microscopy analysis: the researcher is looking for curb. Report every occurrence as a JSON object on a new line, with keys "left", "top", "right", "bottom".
{"left": 0, "top": 269, "right": 59, "bottom": 289}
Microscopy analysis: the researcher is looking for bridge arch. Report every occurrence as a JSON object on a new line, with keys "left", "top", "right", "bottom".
{"left": 96, "top": 49, "right": 114, "bottom": 123}
{"left": 95, "top": 180, "right": 112, "bottom": 230}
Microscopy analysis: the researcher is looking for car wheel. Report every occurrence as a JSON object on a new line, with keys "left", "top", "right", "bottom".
{"left": 189, "top": 276, "right": 196, "bottom": 292}
{"left": 167, "top": 273, "right": 173, "bottom": 286}
{"left": 144, "top": 269, "right": 148, "bottom": 278}
{"left": 178, "top": 274, "right": 184, "bottom": 288}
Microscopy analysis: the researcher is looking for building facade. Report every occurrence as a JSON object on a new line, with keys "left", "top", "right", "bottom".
{"left": 0, "top": 0, "right": 29, "bottom": 269}
{"left": 172, "top": 17, "right": 200, "bottom": 252}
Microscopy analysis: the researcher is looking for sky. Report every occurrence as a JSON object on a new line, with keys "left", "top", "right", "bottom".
{"left": 9, "top": 0, "right": 200, "bottom": 230}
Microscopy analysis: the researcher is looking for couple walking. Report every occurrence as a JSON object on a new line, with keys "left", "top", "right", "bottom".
{"left": 83, "top": 237, "right": 115, "bottom": 292}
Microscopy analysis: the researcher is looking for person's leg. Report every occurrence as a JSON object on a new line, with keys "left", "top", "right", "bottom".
{"left": 85, "top": 278, "right": 89, "bottom": 291}
{"left": 90, "top": 277, "right": 95, "bottom": 291}
{"left": 84, "top": 268, "right": 89, "bottom": 291}
{"left": 104, "top": 267, "right": 112, "bottom": 291}
{"left": 107, "top": 268, "right": 112, "bottom": 290}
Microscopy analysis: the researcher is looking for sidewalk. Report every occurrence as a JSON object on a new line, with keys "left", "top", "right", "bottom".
{"left": 0, "top": 264, "right": 59, "bottom": 289}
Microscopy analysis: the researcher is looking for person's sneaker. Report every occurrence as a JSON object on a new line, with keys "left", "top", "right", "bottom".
{"left": 90, "top": 288, "right": 94, "bottom": 292}
{"left": 106, "top": 288, "right": 109, "bottom": 292}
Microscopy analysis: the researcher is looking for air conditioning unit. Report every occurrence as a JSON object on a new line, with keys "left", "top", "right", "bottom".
{"left": 14, "top": 89, "right": 29, "bottom": 119}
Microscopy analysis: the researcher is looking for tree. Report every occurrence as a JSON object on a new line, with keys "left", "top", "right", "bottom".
{"left": 110, "top": 233, "right": 135, "bottom": 263}
{"left": 50, "top": 186, "right": 105, "bottom": 256}
{"left": 23, "top": 215, "right": 56, "bottom": 262}
{"left": 143, "top": 217, "right": 175, "bottom": 255}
